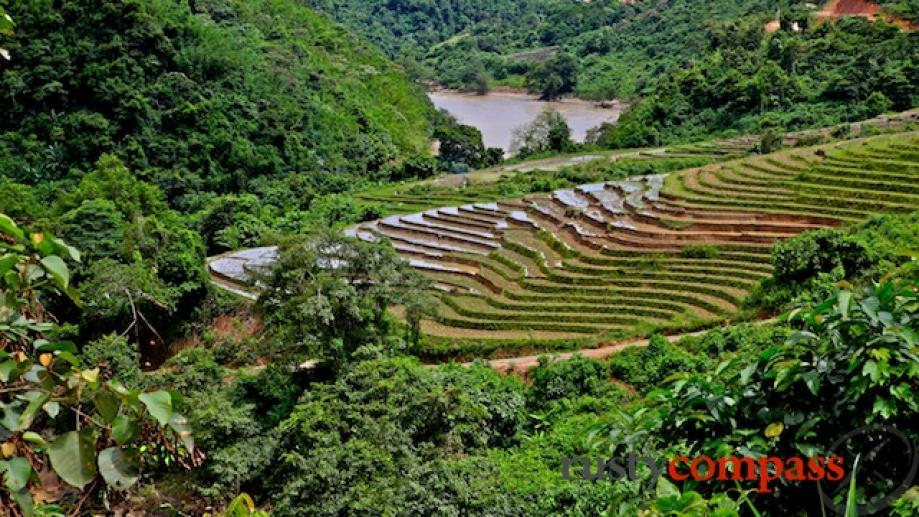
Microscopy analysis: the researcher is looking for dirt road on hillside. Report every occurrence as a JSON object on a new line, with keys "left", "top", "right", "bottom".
{"left": 462, "top": 317, "right": 778, "bottom": 376}
{"left": 465, "top": 329, "right": 711, "bottom": 376}
{"left": 431, "top": 148, "right": 668, "bottom": 188}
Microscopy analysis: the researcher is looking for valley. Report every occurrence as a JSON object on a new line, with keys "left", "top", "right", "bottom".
{"left": 2, "top": 1, "right": 918, "bottom": 515}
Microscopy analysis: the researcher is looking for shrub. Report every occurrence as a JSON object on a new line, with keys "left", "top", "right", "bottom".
{"left": 185, "top": 389, "right": 272, "bottom": 499}
{"left": 60, "top": 199, "right": 126, "bottom": 262}
{"left": 757, "top": 127, "right": 784, "bottom": 154}
{"left": 145, "top": 347, "right": 224, "bottom": 394}
{"left": 772, "top": 228, "right": 869, "bottom": 284}
{"left": 678, "top": 323, "right": 791, "bottom": 359}
{"left": 528, "top": 355, "right": 613, "bottom": 408}
{"left": 397, "top": 155, "right": 439, "bottom": 180}
{"left": 511, "top": 109, "right": 574, "bottom": 155}
{"left": 608, "top": 335, "right": 707, "bottom": 390}
{"left": 749, "top": 213, "right": 918, "bottom": 312}
{"left": 234, "top": 364, "right": 305, "bottom": 428}
{"left": 435, "top": 123, "right": 487, "bottom": 169}
{"left": 81, "top": 333, "right": 142, "bottom": 388}
{"left": 358, "top": 204, "right": 383, "bottom": 222}
{"left": 848, "top": 212, "right": 919, "bottom": 273}
{"left": 267, "top": 357, "right": 527, "bottom": 513}
{"left": 258, "top": 232, "right": 435, "bottom": 363}
{"left": 863, "top": 91, "right": 892, "bottom": 118}
{"left": 651, "top": 276, "right": 919, "bottom": 513}
{"left": 893, "top": 487, "right": 919, "bottom": 517}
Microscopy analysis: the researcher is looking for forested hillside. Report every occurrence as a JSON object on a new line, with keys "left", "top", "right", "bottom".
{"left": 1, "top": 0, "right": 435, "bottom": 218}
{"left": 306, "top": 0, "right": 796, "bottom": 97}
{"left": 305, "top": 0, "right": 547, "bottom": 61}
{"left": 312, "top": 0, "right": 918, "bottom": 144}
{"left": 595, "top": 14, "right": 919, "bottom": 146}
{"left": 0, "top": 0, "right": 441, "bottom": 391}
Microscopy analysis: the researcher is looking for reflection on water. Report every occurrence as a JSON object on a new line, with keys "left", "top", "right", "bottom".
{"left": 429, "top": 91, "right": 623, "bottom": 152}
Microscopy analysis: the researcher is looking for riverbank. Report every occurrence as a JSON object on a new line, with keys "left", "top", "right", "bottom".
{"left": 428, "top": 84, "right": 625, "bottom": 108}
{"left": 428, "top": 90, "right": 626, "bottom": 150}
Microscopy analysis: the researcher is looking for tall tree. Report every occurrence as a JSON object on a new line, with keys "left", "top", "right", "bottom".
{"left": 258, "top": 232, "right": 436, "bottom": 364}
{"left": 526, "top": 53, "right": 579, "bottom": 100}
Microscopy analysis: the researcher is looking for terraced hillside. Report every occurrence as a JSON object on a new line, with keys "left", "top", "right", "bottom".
{"left": 352, "top": 140, "right": 755, "bottom": 218}
{"left": 345, "top": 133, "right": 919, "bottom": 345}
{"left": 350, "top": 108, "right": 919, "bottom": 220}
{"left": 210, "top": 131, "right": 919, "bottom": 355}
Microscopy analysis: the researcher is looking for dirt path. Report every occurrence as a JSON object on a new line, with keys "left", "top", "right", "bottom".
{"left": 489, "top": 147, "right": 665, "bottom": 175}
{"left": 460, "top": 317, "right": 778, "bottom": 376}
{"left": 431, "top": 148, "right": 669, "bottom": 188}
{"left": 463, "top": 329, "right": 709, "bottom": 376}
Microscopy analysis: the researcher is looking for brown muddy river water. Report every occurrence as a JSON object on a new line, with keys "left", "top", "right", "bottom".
{"left": 429, "top": 91, "right": 624, "bottom": 152}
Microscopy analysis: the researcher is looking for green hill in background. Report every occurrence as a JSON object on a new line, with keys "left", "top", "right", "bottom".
{"left": 0, "top": 0, "right": 435, "bottom": 207}
{"left": 309, "top": 0, "right": 918, "bottom": 145}
{"left": 307, "top": 0, "right": 783, "bottom": 95}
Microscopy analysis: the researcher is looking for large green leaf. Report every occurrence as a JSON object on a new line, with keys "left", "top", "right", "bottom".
{"left": 169, "top": 412, "right": 195, "bottom": 453}
{"left": 0, "top": 359, "right": 19, "bottom": 382}
{"left": 225, "top": 493, "right": 259, "bottom": 517}
{"left": 42, "top": 400, "right": 60, "bottom": 418}
{"left": 801, "top": 370, "right": 820, "bottom": 395}
{"left": 21, "top": 431, "right": 47, "bottom": 447}
{"left": 0, "top": 254, "right": 17, "bottom": 277}
{"left": 9, "top": 488, "right": 33, "bottom": 517}
{"left": 40, "top": 255, "right": 69, "bottom": 289}
{"left": 3, "top": 268, "right": 19, "bottom": 291}
{"left": 47, "top": 235, "right": 81, "bottom": 263}
{"left": 4, "top": 456, "right": 33, "bottom": 492}
{"left": 845, "top": 454, "right": 861, "bottom": 517}
{"left": 111, "top": 414, "right": 138, "bottom": 445}
{"left": 34, "top": 340, "right": 78, "bottom": 354}
{"left": 655, "top": 476, "right": 680, "bottom": 498}
{"left": 138, "top": 391, "right": 173, "bottom": 426}
{"left": 837, "top": 290, "right": 853, "bottom": 318}
{"left": 0, "top": 214, "right": 24, "bottom": 240}
{"left": 1, "top": 404, "right": 22, "bottom": 432}
{"left": 17, "top": 391, "right": 49, "bottom": 430}
{"left": 97, "top": 447, "right": 139, "bottom": 490}
{"left": 48, "top": 429, "right": 97, "bottom": 489}
{"left": 94, "top": 390, "right": 120, "bottom": 423}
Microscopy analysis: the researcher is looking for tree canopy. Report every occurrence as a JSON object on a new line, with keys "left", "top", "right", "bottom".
{"left": 1, "top": 0, "right": 435, "bottom": 207}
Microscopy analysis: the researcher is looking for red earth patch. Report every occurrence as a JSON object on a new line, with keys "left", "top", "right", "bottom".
{"left": 816, "top": 0, "right": 916, "bottom": 30}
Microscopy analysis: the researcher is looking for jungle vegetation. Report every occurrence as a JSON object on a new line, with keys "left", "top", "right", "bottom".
{"left": 0, "top": 0, "right": 917, "bottom": 515}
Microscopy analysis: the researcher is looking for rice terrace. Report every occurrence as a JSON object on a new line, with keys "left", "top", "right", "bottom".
{"left": 211, "top": 112, "right": 919, "bottom": 359}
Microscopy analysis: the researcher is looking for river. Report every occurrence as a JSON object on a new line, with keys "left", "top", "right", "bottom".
{"left": 428, "top": 91, "right": 624, "bottom": 152}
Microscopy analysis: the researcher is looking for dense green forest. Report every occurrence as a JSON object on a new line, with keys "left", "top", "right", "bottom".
{"left": 3, "top": 203, "right": 918, "bottom": 515}
{"left": 312, "top": 0, "right": 919, "bottom": 143}
{"left": 307, "top": 0, "right": 792, "bottom": 98}
{"left": 1, "top": 0, "right": 918, "bottom": 515}
{"left": 593, "top": 14, "right": 919, "bottom": 147}
{"left": 0, "top": 0, "right": 438, "bottom": 243}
